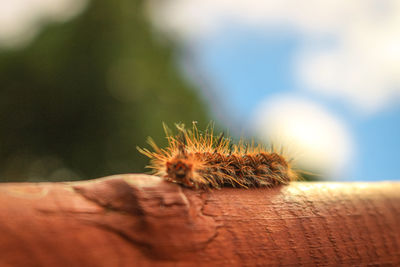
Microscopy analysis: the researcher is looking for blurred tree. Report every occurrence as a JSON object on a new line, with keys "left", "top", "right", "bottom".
{"left": 0, "top": 0, "right": 210, "bottom": 182}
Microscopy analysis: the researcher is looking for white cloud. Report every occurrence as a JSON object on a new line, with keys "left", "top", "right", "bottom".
{"left": 148, "top": 0, "right": 400, "bottom": 113}
{"left": 251, "top": 95, "right": 354, "bottom": 179}
{"left": 0, "top": 0, "right": 89, "bottom": 48}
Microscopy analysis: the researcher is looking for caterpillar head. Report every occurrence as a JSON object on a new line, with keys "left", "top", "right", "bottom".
{"left": 166, "top": 158, "right": 194, "bottom": 188}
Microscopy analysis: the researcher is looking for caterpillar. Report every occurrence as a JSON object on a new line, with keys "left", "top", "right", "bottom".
{"left": 138, "top": 123, "right": 298, "bottom": 189}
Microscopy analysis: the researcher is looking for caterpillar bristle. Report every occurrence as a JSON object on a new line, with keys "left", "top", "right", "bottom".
{"left": 138, "top": 122, "right": 299, "bottom": 189}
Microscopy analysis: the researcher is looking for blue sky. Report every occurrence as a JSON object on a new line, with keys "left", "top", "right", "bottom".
{"left": 148, "top": 1, "right": 400, "bottom": 181}
{"left": 193, "top": 29, "right": 300, "bottom": 122}
{"left": 188, "top": 28, "right": 400, "bottom": 181}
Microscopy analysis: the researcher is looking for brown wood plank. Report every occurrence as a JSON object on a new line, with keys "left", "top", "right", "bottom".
{"left": 0, "top": 174, "right": 399, "bottom": 266}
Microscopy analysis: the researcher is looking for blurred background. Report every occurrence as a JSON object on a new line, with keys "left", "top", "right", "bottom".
{"left": 0, "top": 0, "right": 399, "bottom": 182}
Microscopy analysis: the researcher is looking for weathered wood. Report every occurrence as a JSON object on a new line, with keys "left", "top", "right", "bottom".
{"left": 0, "top": 174, "right": 399, "bottom": 266}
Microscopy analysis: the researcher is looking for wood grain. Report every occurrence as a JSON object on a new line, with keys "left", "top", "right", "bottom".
{"left": 0, "top": 174, "right": 398, "bottom": 266}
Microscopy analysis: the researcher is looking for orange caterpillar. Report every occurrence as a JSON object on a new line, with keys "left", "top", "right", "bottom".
{"left": 138, "top": 123, "right": 298, "bottom": 189}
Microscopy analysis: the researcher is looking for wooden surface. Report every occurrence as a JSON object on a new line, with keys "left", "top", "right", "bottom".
{"left": 0, "top": 174, "right": 399, "bottom": 266}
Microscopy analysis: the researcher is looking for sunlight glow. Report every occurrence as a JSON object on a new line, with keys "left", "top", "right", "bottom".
{"left": 251, "top": 95, "right": 354, "bottom": 178}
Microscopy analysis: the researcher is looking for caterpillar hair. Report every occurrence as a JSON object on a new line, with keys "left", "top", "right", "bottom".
{"left": 138, "top": 122, "right": 298, "bottom": 189}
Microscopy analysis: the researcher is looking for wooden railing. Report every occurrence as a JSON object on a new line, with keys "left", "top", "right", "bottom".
{"left": 0, "top": 174, "right": 399, "bottom": 266}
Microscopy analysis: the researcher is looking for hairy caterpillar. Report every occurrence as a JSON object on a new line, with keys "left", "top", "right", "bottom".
{"left": 138, "top": 123, "right": 298, "bottom": 189}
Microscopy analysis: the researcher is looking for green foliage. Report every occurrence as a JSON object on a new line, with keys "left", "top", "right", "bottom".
{"left": 0, "top": 0, "right": 210, "bottom": 181}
